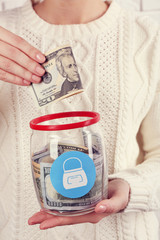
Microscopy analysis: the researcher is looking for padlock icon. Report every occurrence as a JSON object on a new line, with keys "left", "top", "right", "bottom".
{"left": 63, "top": 157, "right": 88, "bottom": 190}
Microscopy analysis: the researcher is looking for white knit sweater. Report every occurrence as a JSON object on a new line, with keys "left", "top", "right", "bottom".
{"left": 0, "top": 0, "right": 160, "bottom": 239}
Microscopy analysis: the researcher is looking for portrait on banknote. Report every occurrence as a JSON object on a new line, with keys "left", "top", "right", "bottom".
{"left": 31, "top": 45, "right": 83, "bottom": 107}
{"left": 55, "top": 47, "right": 83, "bottom": 98}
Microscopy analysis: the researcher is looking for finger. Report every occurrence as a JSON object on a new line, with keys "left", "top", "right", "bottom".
{"left": 0, "top": 56, "right": 41, "bottom": 83}
{"left": 95, "top": 179, "right": 130, "bottom": 214}
{"left": 39, "top": 212, "right": 105, "bottom": 230}
{"left": 0, "top": 68, "right": 31, "bottom": 86}
{"left": 34, "top": 212, "right": 104, "bottom": 229}
{"left": 28, "top": 211, "right": 54, "bottom": 225}
{"left": 28, "top": 210, "right": 104, "bottom": 229}
{"left": 94, "top": 198, "right": 119, "bottom": 214}
{"left": 0, "top": 26, "right": 45, "bottom": 63}
{"left": 0, "top": 41, "right": 45, "bottom": 77}
{"left": 95, "top": 195, "right": 128, "bottom": 214}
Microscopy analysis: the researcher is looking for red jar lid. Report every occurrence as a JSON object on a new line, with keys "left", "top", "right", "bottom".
{"left": 30, "top": 111, "right": 100, "bottom": 131}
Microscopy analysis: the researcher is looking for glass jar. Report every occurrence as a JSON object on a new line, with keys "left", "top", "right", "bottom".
{"left": 30, "top": 111, "right": 108, "bottom": 216}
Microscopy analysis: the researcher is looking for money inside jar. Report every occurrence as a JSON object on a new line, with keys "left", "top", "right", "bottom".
{"left": 30, "top": 111, "right": 108, "bottom": 216}
{"left": 31, "top": 132, "right": 105, "bottom": 213}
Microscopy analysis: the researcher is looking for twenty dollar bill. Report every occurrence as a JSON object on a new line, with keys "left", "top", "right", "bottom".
{"left": 31, "top": 45, "right": 83, "bottom": 107}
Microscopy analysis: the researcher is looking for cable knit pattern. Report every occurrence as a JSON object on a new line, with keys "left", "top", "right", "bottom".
{"left": 0, "top": 1, "right": 160, "bottom": 239}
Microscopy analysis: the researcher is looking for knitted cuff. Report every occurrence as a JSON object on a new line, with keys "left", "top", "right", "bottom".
{"left": 108, "top": 173, "right": 150, "bottom": 212}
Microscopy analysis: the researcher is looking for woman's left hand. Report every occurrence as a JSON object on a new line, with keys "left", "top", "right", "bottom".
{"left": 28, "top": 178, "right": 130, "bottom": 230}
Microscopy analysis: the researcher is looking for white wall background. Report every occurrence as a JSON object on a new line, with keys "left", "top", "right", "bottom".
{"left": 116, "top": 0, "right": 160, "bottom": 22}
{"left": 0, "top": 0, "right": 160, "bottom": 23}
{"left": 0, "top": 0, "right": 160, "bottom": 235}
{"left": 0, "top": 0, "right": 26, "bottom": 10}
{"left": 0, "top": 0, "right": 39, "bottom": 10}
{"left": 0, "top": 0, "right": 160, "bottom": 14}
{"left": 0, "top": 0, "right": 160, "bottom": 21}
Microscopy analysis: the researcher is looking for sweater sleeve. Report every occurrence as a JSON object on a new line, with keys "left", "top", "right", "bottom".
{"left": 109, "top": 16, "right": 160, "bottom": 213}
{"left": 109, "top": 85, "right": 160, "bottom": 212}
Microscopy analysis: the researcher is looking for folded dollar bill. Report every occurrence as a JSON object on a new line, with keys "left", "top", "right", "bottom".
{"left": 31, "top": 45, "right": 83, "bottom": 107}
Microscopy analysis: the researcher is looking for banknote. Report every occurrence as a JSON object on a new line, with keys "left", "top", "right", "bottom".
{"left": 31, "top": 144, "right": 49, "bottom": 158}
{"left": 40, "top": 162, "right": 102, "bottom": 211}
{"left": 56, "top": 142, "right": 88, "bottom": 155}
{"left": 32, "top": 149, "right": 50, "bottom": 163}
{"left": 32, "top": 142, "right": 89, "bottom": 209}
{"left": 32, "top": 141, "right": 104, "bottom": 211}
{"left": 32, "top": 161, "right": 44, "bottom": 207}
{"left": 32, "top": 142, "right": 88, "bottom": 163}
{"left": 82, "top": 130, "right": 108, "bottom": 198}
{"left": 31, "top": 45, "right": 83, "bottom": 107}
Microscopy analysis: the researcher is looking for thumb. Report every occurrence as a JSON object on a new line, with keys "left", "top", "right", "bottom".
{"left": 94, "top": 197, "right": 123, "bottom": 214}
{"left": 94, "top": 179, "right": 130, "bottom": 214}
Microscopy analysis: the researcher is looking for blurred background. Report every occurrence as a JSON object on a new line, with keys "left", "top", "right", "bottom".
{"left": 0, "top": 0, "right": 160, "bottom": 236}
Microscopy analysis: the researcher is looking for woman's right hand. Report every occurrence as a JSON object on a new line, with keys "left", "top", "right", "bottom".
{"left": 0, "top": 26, "right": 46, "bottom": 86}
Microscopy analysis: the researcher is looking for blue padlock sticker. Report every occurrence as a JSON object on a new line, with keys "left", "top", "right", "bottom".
{"left": 50, "top": 151, "right": 96, "bottom": 198}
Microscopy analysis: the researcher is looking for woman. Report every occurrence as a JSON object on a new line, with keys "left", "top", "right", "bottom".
{"left": 0, "top": 0, "right": 160, "bottom": 239}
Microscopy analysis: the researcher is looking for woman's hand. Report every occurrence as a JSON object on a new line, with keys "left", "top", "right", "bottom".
{"left": 0, "top": 26, "right": 45, "bottom": 86}
{"left": 28, "top": 179, "right": 130, "bottom": 230}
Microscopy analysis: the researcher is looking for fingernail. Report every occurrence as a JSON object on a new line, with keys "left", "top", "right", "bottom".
{"left": 40, "top": 224, "right": 47, "bottom": 230}
{"left": 97, "top": 205, "right": 107, "bottom": 213}
{"left": 36, "top": 53, "right": 46, "bottom": 63}
{"left": 35, "top": 66, "right": 45, "bottom": 75}
{"left": 23, "top": 80, "right": 30, "bottom": 85}
{"left": 28, "top": 219, "right": 34, "bottom": 225}
{"left": 32, "top": 74, "right": 41, "bottom": 83}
